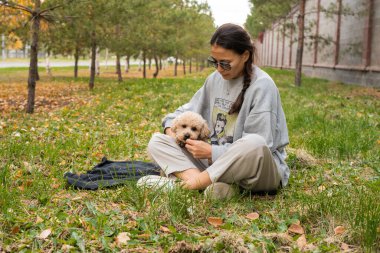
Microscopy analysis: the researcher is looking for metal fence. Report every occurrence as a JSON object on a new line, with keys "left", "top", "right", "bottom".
{"left": 255, "top": 0, "right": 379, "bottom": 87}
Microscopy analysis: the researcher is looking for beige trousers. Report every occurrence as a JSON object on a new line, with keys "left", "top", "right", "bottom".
{"left": 147, "top": 133, "right": 281, "bottom": 192}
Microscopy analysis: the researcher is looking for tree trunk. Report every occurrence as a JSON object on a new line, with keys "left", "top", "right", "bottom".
{"left": 89, "top": 33, "right": 96, "bottom": 90}
{"left": 105, "top": 48, "right": 109, "bottom": 69}
{"left": 189, "top": 59, "right": 192, "bottom": 74}
{"left": 35, "top": 63, "right": 40, "bottom": 81}
{"left": 148, "top": 58, "right": 151, "bottom": 70}
{"left": 2, "top": 34, "right": 6, "bottom": 60}
{"left": 174, "top": 57, "right": 178, "bottom": 76}
{"left": 125, "top": 56, "right": 129, "bottom": 73}
{"left": 183, "top": 59, "right": 186, "bottom": 75}
{"left": 142, "top": 51, "right": 146, "bottom": 79}
{"left": 116, "top": 53, "right": 122, "bottom": 82}
{"left": 159, "top": 58, "right": 162, "bottom": 70}
{"left": 74, "top": 45, "right": 79, "bottom": 78}
{"left": 45, "top": 51, "right": 52, "bottom": 77}
{"left": 95, "top": 47, "right": 100, "bottom": 76}
{"left": 153, "top": 55, "right": 159, "bottom": 78}
{"left": 295, "top": 0, "right": 306, "bottom": 87}
{"left": 26, "top": 1, "right": 41, "bottom": 114}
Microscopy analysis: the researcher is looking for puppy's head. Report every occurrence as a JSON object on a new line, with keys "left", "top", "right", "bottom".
{"left": 171, "top": 111, "right": 210, "bottom": 147}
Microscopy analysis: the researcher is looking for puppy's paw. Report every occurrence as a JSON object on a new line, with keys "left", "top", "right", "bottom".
{"left": 175, "top": 138, "right": 186, "bottom": 148}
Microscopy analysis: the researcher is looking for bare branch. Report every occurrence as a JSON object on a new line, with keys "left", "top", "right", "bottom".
{"left": 0, "top": 0, "right": 33, "bottom": 14}
{"left": 40, "top": 4, "right": 63, "bottom": 15}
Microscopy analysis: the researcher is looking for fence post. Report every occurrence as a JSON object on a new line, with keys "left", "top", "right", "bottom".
{"left": 362, "top": 0, "right": 374, "bottom": 68}
{"left": 334, "top": 0, "right": 342, "bottom": 66}
{"left": 314, "top": 0, "right": 321, "bottom": 65}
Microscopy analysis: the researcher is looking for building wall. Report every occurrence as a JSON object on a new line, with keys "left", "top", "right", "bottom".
{"left": 255, "top": 0, "right": 380, "bottom": 87}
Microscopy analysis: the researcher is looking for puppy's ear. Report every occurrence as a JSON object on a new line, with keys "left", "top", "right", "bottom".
{"left": 199, "top": 121, "right": 211, "bottom": 141}
{"left": 171, "top": 117, "right": 179, "bottom": 133}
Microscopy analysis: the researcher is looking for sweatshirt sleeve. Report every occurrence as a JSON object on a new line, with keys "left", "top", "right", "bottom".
{"left": 243, "top": 78, "right": 279, "bottom": 152}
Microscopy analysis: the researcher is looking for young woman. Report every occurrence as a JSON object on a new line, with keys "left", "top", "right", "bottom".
{"left": 140, "top": 23, "right": 289, "bottom": 199}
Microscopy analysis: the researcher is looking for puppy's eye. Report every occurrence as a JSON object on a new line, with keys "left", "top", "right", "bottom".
{"left": 191, "top": 127, "right": 197, "bottom": 131}
{"left": 182, "top": 124, "right": 187, "bottom": 128}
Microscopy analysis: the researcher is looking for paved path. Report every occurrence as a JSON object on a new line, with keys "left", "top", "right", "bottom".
{"left": 0, "top": 60, "right": 120, "bottom": 68}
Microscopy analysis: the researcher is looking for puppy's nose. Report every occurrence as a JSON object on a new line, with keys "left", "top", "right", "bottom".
{"left": 184, "top": 134, "right": 190, "bottom": 140}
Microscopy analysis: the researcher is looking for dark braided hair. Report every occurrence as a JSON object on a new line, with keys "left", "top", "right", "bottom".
{"left": 210, "top": 23, "right": 255, "bottom": 115}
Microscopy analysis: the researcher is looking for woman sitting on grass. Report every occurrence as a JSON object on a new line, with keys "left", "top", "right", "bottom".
{"left": 139, "top": 23, "right": 290, "bottom": 199}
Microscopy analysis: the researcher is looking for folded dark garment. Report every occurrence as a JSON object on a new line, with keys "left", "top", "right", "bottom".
{"left": 64, "top": 157, "right": 161, "bottom": 190}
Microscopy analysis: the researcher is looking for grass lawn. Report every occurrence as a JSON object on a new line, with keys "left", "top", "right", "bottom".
{"left": 0, "top": 66, "right": 379, "bottom": 252}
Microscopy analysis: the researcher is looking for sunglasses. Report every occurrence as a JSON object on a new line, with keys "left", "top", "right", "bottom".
{"left": 207, "top": 56, "right": 232, "bottom": 71}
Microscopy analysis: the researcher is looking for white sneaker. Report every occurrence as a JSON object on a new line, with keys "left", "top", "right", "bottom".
{"left": 137, "top": 175, "right": 176, "bottom": 191}
{"left": 204, "top": 182, "right": 237, "bottom": 200}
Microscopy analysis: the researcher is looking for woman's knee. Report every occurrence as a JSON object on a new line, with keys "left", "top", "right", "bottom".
{"left": 238, "top": 134, "right": 267, "bottom": 152}
{"left": 147, "top": 133, "right": 169, "bottom": 155}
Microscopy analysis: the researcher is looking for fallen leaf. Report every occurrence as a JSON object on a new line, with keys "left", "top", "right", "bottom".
{"left": 160, "top": 226, "right": 171, "bottom": 233}
{"left": 264, "top": 232, "right": 293, "bottom": 244}
{"left": 115, "top": 232, "right": 130, "bottom": 245}
{"left": 137, "top": 233, "right": 151, "bottom": 239}
{"left": 37, "top": 228, "right": 52, "bottom": 239}
{"left": 288, "top": 224, "right": 304, "bottom": 234}
{"left": 11, "top": 226, "right": 20, "bottom": 234}
{"left": 318, "top": 185, "right": 326, "bottom": 192}
{"left": 296, "top": 234, "right": 307, "bottom": 250}
{"left": 36, "top": 216, "right": 43, "bottom": 224}
{"left": 341, "top": 242, "right": 349, "bottom": 250}
{"left": 334, "top": 226, "right": 345, "bottom": 235}
{"left": 207, "top": 217, "right": 224, "bottom": 227}
{"left": 246, "top": 212, "right": 260, "bottom": 220}
{"left": 61, "top": 244, "right": 75, "bottom": 251}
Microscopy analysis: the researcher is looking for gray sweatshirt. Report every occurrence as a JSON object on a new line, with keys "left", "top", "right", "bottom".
{"left": 162, "top": 66, "right": 290, "bottom": 186}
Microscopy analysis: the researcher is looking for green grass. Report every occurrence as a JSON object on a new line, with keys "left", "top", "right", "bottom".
{"left": 0, "top": 67, "right": 379, "bottom": 252}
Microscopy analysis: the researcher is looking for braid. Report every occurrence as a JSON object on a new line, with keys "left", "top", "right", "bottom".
{"left": 228, "top": 54, "right": 254, "bottom": 115}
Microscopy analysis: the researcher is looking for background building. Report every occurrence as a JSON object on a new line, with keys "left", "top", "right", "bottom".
{"left": 255, "top": 0, "right": 379, "bottom": 87}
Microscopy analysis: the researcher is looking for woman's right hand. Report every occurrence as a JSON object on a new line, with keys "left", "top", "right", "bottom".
{"left": 164, "top": 127, "right": 176, "bottom": 138}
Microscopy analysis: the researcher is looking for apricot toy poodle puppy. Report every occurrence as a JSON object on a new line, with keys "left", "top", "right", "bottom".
{"left": 171, "top": 111, "right": 210, "bottom": 147}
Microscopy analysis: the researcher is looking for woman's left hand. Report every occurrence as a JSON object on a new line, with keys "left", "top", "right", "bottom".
{"left": 185, "top": 139, "right": 212, "bottom": 159}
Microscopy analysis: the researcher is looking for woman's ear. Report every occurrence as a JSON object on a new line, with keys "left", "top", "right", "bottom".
{"left": 242, "top": 50, "right": 250, "bottom": 63}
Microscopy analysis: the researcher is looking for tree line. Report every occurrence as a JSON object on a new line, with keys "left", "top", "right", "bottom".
{"left": 0, "top": 0, "right": 215, "bottom": 113}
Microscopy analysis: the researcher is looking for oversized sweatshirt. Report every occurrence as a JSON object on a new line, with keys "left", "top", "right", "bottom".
{"left": 162, "top": 66, "right": 290, "bottom": 186}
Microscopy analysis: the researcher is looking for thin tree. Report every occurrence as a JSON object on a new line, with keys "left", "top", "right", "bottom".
{"left": 0, "top": 0, "right": 68, "bottom": 113}
{"left": 294, "top": 0, "right": 305, "bottom": 87}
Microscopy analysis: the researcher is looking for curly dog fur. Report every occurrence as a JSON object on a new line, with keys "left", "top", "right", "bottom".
{"left": 171, "top": 111, "right": 210, "bottom": 147}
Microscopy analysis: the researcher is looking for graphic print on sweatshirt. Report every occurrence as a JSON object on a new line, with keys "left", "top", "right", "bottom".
{"left": 210, "top": 98, "right": 237, "bottom": 145}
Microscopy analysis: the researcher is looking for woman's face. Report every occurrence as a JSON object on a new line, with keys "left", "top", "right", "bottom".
{"left": 210, "top": 44, "right": 249, "bottom": 80}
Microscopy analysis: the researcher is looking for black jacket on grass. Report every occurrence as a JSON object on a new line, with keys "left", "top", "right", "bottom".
{"left": 64, "top": 157, "right": 161, "bottom": 190}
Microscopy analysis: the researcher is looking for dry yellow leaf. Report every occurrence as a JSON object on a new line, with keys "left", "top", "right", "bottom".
{"left": 341, "top": 242, "right": 349, "bottom": 250}
{"left": 207, "top": 217, "right": 224, "bottom": 227}
{"left": 160, "top": 226, "right": 171, "bottom": 233}
{"left": 137, "top": 233, "right": 151, "bottom": 239}
{"left": 334, "top": 226, "right": 345, "bottom": 235}
{"left": 37, "top": 228, "right": 52, "bottom": 239}
{"left": 36, "top": 216, "right": 43, "bottom": 224}
{"left": 115, "top": 232, "right": 130, "bottom": 245}
{"left": 296, "top": 234, "right": 307, "bottom": 250}
{"left": 246, "top": 212, "right": 260, "bottom": 220}
{"left": 288, "top": 224, "right": 305, "bottom": 234}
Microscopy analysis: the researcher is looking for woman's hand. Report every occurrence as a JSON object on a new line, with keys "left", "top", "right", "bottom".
{"left": 185, "top": 139, "right": 212, "bottom": 159}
